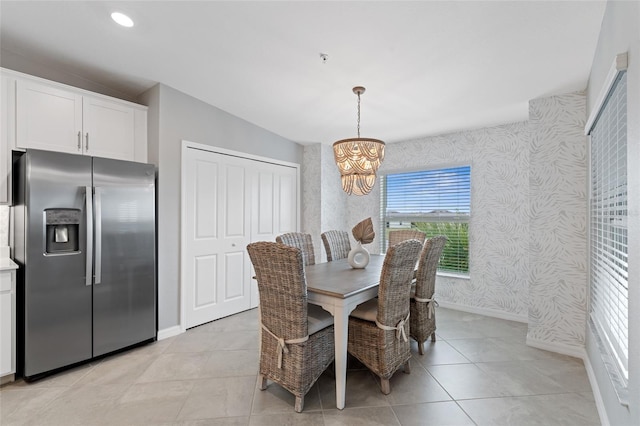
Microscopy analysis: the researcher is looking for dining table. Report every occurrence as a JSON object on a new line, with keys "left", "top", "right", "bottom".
{"left": 305, "top": 254, "right": 385, "bottom": 410}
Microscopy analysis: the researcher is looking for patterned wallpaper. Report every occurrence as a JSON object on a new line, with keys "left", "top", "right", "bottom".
{"left": 319, "top": 144, "right": 350, "bottom": 235}
{"left": 304, "top": 124, "right": 530, "bottom": 317}
{"left": 302, "top": 144, "right": 351, "bottom": 263}
{"left": 302, "top": 144, "right": 323, "bottom": 260}
{"left": 343, "top": 122, "right": 531, "bottom": 319}
{"left": 527, "top": 92, "right": 588, "bottom": 349}
{"left": 302, "top": 91, "right": 589, "bottom": 350}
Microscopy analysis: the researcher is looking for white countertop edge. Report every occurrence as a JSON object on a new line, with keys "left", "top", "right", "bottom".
{"left": 0, "top": 258, "right": 19, "bottom": 271}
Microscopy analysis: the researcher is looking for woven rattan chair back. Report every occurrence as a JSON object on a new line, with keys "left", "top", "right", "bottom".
{"left": 321, "top": 230, "right": 351, "bottom": 262}
{"left": 346, "top": 239, "right": 422, "bottom": 395}
{"left": 377, "top": 239, "right": 424, "bottom": 327}
{"left": 247, "top": 241, "right": 334, "bottom": 413}
{"left": 410, "top": 235, "right": 447, "bottom": 355}
{"left": 388, "top": 229, "right": 426, "bottom": 248}
{"left": 248, "top": 242, "right": 308, "bottom": 339}
{"left": 414, "top": 236, "right": 447, "bottom": 301}
{"left": 276, "top": 232, "right": 316, "bottom": 266}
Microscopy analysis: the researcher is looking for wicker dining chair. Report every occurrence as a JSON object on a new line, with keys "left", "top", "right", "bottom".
{"left": 321, "top": 230, "right": 351, "bottom": 262}
{"left": 410, "top": 236, "right": 448, "bottom": 355}
{"left": 247, "top": 241, "right": 335, "bottom": 413}
{"left": 347, "top": 239, "right": 423, "bottom": 395}
{"left": 387, "top": 229, "right": 426, "bottom": 248}
{"left": 276, "top": 232, "right": 316, "bottom": 266}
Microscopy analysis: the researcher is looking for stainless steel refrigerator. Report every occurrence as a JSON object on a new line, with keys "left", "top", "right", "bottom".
{"left": 13, "top": 149, "right": 156, "bottom": 380}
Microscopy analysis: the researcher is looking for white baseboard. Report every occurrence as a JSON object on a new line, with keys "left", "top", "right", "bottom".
{"left": 437, "top": 300, "right": 528, "bottom": 323}
{"left": 157, "top": 325, "right": 183, "bottom": 341}
{"left": 525, "top": 336, "right": 586, "bottom": 359}
{"left": 582, "top": 351, "right": 610, "bottom": 426}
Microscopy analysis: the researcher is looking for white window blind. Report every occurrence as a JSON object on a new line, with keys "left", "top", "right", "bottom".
{"left": 382, "top": 166, "right": 470, "bottom": 274}
{"left": 589, "top": 70, "right": 628, "bottom": 386}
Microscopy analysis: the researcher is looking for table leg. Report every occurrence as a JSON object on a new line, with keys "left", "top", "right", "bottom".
{"left": 333, "top": 304, "right": 350, "bottom": 410}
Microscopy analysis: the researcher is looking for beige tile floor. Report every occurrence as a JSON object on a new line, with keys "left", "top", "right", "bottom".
{"left": 0, "top": 308, "right": 600, "bottom": 425}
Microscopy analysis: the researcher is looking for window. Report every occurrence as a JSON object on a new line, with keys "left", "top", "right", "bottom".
{"left": 381, "top": 166, "right": 470, "bottom": 274}
{"left": 589, "top": 69, "right": 628, "bottom": 390}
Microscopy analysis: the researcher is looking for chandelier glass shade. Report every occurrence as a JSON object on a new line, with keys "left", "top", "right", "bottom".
{"left": 333, "top": 87, "right": 385, "bottom": 196}
{"left": 333, "top": 137, "right": 385, "bottom": 196}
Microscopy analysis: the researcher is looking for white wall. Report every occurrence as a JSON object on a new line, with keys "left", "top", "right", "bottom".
{"left": 585, "top": 1, "right": 640, "bottom": 424}
{"left": 139, "top": 83, "right": 302, "bottom": 331}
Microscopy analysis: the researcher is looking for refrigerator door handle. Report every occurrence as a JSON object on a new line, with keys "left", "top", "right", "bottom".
{"left": 85, "top": 186, "right": 93, "bottom": 286}
{"left": 94, "top": 187, "right": 102, "bottom": 284}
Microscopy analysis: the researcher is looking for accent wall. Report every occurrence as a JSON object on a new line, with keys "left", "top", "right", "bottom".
{"left": 302, "top": 91, "right": 589, "bottom": 344}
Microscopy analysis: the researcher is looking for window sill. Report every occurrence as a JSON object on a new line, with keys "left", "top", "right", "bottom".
{"left": 437, "top": 271, "right": 469, "bottom": 280}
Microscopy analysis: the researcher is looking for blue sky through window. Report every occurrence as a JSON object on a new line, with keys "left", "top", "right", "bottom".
{"left": 385, "top": 166, "right": 470, "bottom": 214}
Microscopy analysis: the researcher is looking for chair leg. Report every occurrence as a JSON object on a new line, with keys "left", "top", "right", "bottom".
{"left": 295, "top": 395, "right": 304, "bottom": 413}
{"left": 418, "top": 341, "right": 425, "bottom": 355}
{"left": 404, "top": 359, "right": 411, "bottom": 374}
{"left": 259, "top": 375, "right": 268, "bottom": 390}
{"left": 431, "top": 332, "right": 436, "bottom": 342}
{"left": 380, "top": 378, "right": 391, "bottom": 395}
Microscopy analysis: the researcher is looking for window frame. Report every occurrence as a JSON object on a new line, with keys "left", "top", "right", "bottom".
{"left": 380, "top": 164, "right": 471, "bottom": 276}
{"left": 585, "top": 52, "right": 629, "bottom": 405}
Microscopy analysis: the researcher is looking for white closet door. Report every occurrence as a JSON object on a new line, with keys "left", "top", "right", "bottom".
{"left": 249, "top": 162, "right": 299, "bottom": 307}
{"left": 184, "top": 148, "right": 252, "bottom": 328}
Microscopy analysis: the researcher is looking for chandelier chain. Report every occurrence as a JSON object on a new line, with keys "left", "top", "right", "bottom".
{"left": 356, "top": 92, "right": 361, "bottom": 138}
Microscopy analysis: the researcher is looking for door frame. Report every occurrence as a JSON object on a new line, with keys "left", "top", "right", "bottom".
{"left": 179, "top": 139, "right": 300, "bottom": 333}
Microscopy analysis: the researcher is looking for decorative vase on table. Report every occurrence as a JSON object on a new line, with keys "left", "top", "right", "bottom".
{"left": 348, "top": 217, "right": 375, "bottom": 269}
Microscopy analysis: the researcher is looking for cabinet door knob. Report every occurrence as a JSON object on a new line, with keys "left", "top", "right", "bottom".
{"left": 85, "top": 133, "right": 89, "bottom": 151}
{"left": 77, "top": 131, "right": 82, "bottom": 151}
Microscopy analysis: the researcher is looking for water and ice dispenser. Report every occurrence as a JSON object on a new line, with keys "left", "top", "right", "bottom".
{"left": 45, "top": 209, "right": 81, "bottom": 253}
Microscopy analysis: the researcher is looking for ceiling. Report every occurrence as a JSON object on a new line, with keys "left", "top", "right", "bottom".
{"left": 0, "top": 1, "right": 606, "bottom": 145}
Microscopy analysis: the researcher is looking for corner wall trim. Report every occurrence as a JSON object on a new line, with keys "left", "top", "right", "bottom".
{"left": 585, "top": 52, "right": 628, "bottom": 134}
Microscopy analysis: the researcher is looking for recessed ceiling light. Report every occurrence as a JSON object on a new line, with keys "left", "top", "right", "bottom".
{"left": 111, "top": 12, "right": 134, "bottom": 28}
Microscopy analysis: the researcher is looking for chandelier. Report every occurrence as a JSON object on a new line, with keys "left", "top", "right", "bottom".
{"left": 333, "top": 86, "right": 385, "bottom": 196}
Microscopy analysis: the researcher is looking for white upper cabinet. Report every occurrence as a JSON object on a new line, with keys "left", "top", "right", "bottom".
{"left": 82, "top": 95, "right": 135, "bottom": 160}
{"left": 16, "top": 80, "right": 84, "bottom": 154}
{"left": 10, "top": 70, "right": 146, "bottom": 163}
{"left": 1, "top": 68, "right": 148, "bottom": 205}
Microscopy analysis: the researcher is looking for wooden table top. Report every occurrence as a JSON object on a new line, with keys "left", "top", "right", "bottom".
{"left": 305, "top": 255, "right": 384, "bottom": 299}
